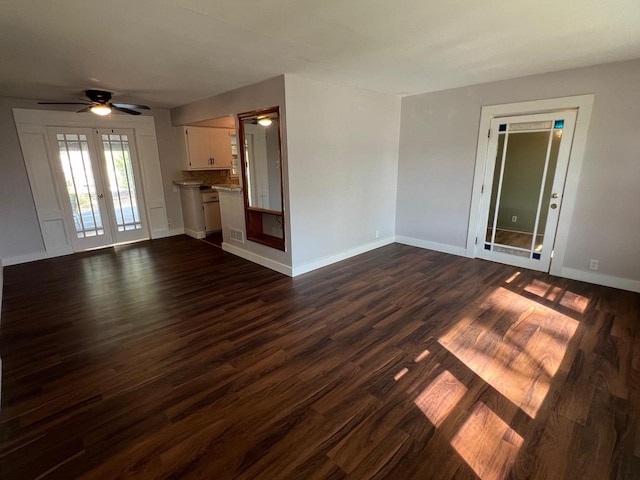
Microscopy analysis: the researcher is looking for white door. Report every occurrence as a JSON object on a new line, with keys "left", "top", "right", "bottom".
{"left": 96, "top": 129, "right": 149, "bottom": 244}
{"left": 48, "top": 127, "right": 149, "bottom": 251}
{"left": 476, "top": 111, "right": 577, "bottom": 271}
{"left": 48, "top": 128, "right": 115, "bottom": 251}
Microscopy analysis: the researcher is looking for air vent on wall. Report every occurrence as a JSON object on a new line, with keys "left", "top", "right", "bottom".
{"left": 230, "top": 228, "right": 245, "bottom": 243}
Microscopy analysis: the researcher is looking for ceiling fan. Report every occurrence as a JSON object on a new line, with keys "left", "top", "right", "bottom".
{"left": 38, "top": 89, "right": 151, "bottom": 116}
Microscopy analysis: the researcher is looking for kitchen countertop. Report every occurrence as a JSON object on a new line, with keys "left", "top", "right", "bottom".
{"left": 212, "top": 184, "right": 242, "bottom": 192}
{"left": 173, "top": 180, "right": 203, "bottom": 187}
{"left": 173, "top": 180, "right": 241, "bottom": 192}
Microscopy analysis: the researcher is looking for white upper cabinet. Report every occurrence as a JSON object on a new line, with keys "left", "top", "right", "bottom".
{"left": 209, "top": 128, "right": 233, "bottom": 169}
{"left": 179, "top": 126, "right": 233, "bottom": 170}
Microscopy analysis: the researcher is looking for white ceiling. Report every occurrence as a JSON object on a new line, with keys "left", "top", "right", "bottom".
{"left": 1, "top": 0, "right": 639, "bottom": 108}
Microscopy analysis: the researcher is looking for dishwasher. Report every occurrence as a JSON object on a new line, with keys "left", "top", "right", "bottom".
{"left": 201, "top": 191, "right": 222, "bottom": 233}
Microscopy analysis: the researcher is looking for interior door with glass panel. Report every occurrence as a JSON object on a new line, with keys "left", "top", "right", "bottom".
{"left": 476, "top": 110, "right": 577, "bottom": 271}
{"left": 96, "top": 129, "right": 148, "bottom": 243}
{"left": 49, "top": 128, "right": 115, "bottom": 251}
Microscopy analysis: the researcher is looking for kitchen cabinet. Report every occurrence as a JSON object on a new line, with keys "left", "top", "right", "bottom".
{"left": 178, "top": 126, "right": 233, "bottom": 171}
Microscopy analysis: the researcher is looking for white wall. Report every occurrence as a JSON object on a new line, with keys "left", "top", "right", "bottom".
{"left": 171, "top": 75, "right": 293, "bottom": 270}
{"left": 0, "top": 97, "right": 46, "bottom": 262}
{"left": 284, "top": 75, "right": 401, "bottom": 272}
{"left": 151, "top": 109, "right": 184, "bottom": 234}
{"left": 396, "top": 59, "right": 640, "bottom": 284}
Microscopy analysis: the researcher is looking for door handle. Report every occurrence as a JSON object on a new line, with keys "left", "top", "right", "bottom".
{"left": 98, "top": 193, "right": 104, "bottom": 199}
{"left": 551, "top": 193, "right": 559, "bottom": 199}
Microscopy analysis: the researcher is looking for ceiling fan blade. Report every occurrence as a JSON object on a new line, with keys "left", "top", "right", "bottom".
{"left": 112, "top": 103, "right": 151, "bottom": 110}
{"left": 112, "top": 105, "right": 142, "bottom": 115}
{"left": 38, "top": 102, "right": 91, "bottom": 105}
{"left": 77, "top": 106, "right": 92, "bottom": 113}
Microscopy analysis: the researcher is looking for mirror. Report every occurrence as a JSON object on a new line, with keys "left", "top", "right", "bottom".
{"left": 238, "top": 107, "right": 285, "bottom": 251}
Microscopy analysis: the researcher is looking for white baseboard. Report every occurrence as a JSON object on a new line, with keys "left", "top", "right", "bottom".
{"left": 2, "top": 251, "right": 48, "bottom": 266}
{"left": 184, "top": 228, "right": 206, "bottom": 240}
{"left": 222, "top": 242, "right": 292, "bottom": 276}
{"left": 3, "top": 229, "right": 186, "bottom": 266}
{"left": 560, "top": 267, "right": 640, "bottom": 293}
{"left": 395, "top": 236, "right": 468, "bottom": 257}
{"left": 292, "top": 236, "right": 396, "bottom": 277}
{"left": 152, "top": 227, "right": 185, "bottom": 239}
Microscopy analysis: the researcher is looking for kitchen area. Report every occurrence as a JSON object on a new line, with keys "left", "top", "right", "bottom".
{"left": 173, "top": 115, "right": 243, "bottom": 247}
{"left": 172, "top": 106, "right": 287, "bottom": 272}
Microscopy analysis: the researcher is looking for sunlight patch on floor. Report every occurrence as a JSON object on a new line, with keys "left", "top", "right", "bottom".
{"left": 438, "top": 286, "right": 579, "bottom": 418}
{"left": 451, "top": 401, "right": 523, "bottom": 480}
{"left": 521, "top": 278, "right": 590, "bottom": 314}
{"left": 559, "top": 290, "right": 590, "bottom": 314}
{"left": 505, "top": 271, "right": 521, "bottom": 284}
{"left": 524, "top": 279, "right": 562, "bottom": 302}
{"left": 414, "top": 348, "right": 430, "bottom": 363}
{"left": 414, "top": 370, "right": 467, "bottom": 427}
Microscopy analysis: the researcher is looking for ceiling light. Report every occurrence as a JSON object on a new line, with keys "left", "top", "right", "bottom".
{"left": 91, "top": 104, "right": 111, "bottom": 116}
{"left": 257, "top": 117, "right": 272, "bottom": 127}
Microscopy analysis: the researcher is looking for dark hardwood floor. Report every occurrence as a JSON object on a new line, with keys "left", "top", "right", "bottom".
{"left": 1, "top": 236, "right": 638, "bottom": 479}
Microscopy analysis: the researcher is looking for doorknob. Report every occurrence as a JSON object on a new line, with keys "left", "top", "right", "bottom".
{"left": 551, "top": 193, "right": 559, "bottom": 199}
{"left": 98, "top": 193, "right": 104, "bottom": 198}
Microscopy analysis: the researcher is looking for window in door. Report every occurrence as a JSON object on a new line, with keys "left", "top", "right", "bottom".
{"left": 101, "top": 132, "right": 143, "bottom": 232}
{"left": 55, "top": 132, "right": 106, "bottom": 239}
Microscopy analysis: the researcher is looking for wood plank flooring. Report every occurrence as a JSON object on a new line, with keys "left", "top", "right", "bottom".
{"left": 486, "top": 228, "right": 544, "bottom": 251}
{"left": 1, "top": 235, "right": 638, "bottom": 479}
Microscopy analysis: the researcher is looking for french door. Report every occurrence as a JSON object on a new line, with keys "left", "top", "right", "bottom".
{"left": 476, "top": 110, "right": 577, "bottom": 271}
{"left": 48, "top": 127, "right": 148, "bottom": 251}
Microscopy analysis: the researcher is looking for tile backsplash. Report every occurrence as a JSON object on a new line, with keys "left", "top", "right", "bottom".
{"left": 182, "top": 170, "right": 240, "bottom": 186}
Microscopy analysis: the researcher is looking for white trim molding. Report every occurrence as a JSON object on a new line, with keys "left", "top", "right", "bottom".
{"left": 159, "top": 227, "right": 186, "bottom": 238}
{"left": 222, "top": 242, "right": 292, "bottom": 276}
{"left": 1, "top": 251, "right": 49, "bottom": 266}
{"left": 12, "top": 109, "right": 158, "bottom": 134}
{"left": 465, "top": 94, "right": 595, "bottom": 277}
{"left": 395, "top": 236, "right": 467, "bottom": 257}
{"left": 184, "top": 228, "right": 206, "bottom": 240}
{"left": 560, "top": 267, "right": 640, "bottom": 293}
{"left": 291, "top": 237, "right": 396, "bottom": 277}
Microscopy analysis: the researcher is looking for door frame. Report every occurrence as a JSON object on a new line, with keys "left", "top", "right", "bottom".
{"left": 13, "top": 109, "right": 171, "bottom": 259}
{"left": 466, "top": 94, "right": 594, "bottom": 276}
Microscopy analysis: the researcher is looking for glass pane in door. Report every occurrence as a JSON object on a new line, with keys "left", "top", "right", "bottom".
{"left": 56, "top": 133, "right": 104, "bottom": 238}
{"left": 485, "top": 124, "right": 562, "bottom": 259}
{"left": 101, "top": 133, "right": 142, "bottom": 232}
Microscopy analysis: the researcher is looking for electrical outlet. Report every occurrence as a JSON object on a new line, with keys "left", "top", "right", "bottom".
{"left": 589, "top": 259, "right": 599, "bottom": 271}
{"left": 375, "top": 230, "right": 380, "bottom": 239}
{"left": 511, "top": 216, "right": 517, "bottom": 223}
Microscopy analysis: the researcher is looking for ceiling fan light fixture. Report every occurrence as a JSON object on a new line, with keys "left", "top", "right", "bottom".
{"left": 91, "top": 104, "right": 112, "bottom": 116}
{"left": 257, "top": 116, "right": 272, "bottom": 127}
